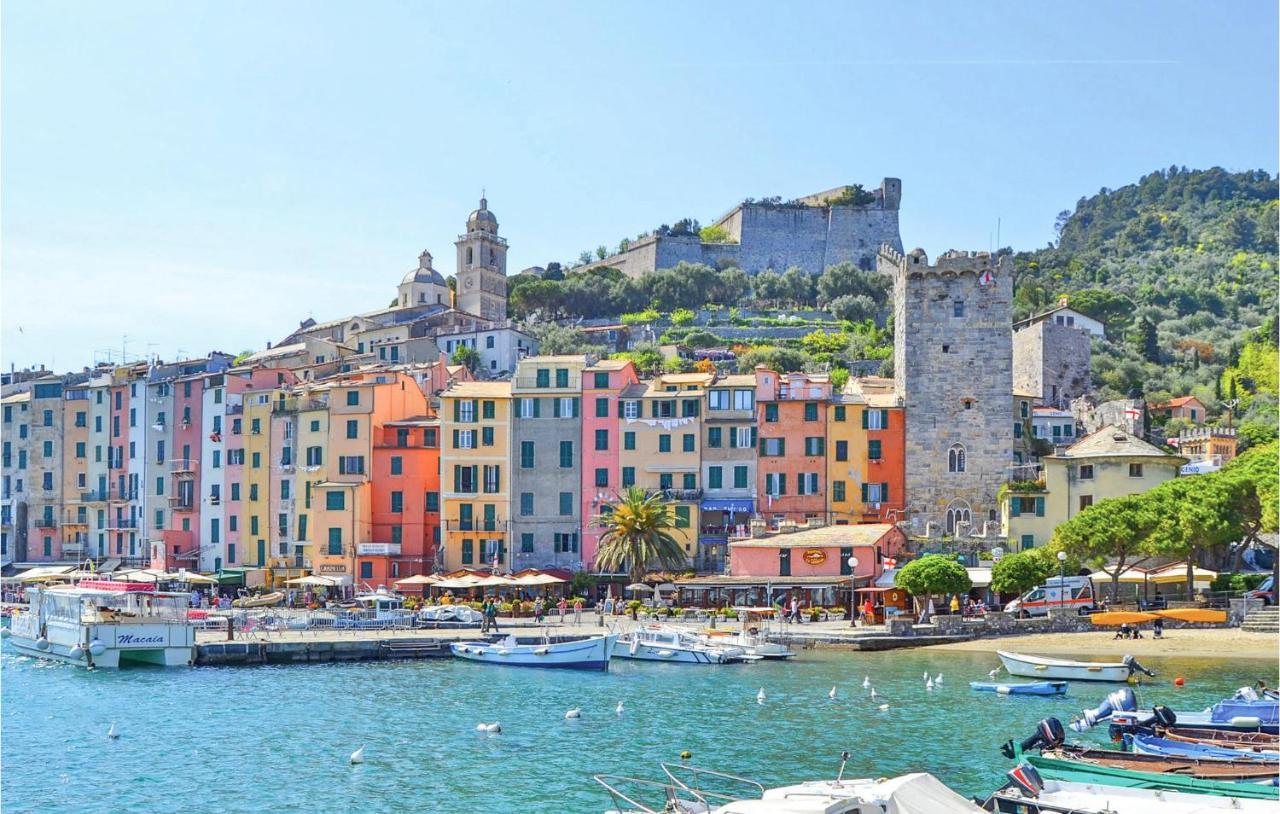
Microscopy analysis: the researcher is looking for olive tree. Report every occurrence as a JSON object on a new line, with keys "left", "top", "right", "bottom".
{"left": 894, "top": 554, "right": 972, "bottom": 622}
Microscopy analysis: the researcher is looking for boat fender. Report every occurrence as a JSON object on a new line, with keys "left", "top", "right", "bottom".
{"left": 1230, "top": 716, "right": 1263, "bottom": 729}
{"left": 996, "top": 685, "right": 1012, "bottom": 695}
{"left": 69, "top": 645, "right": 84, "bottom": 660}
{"left": 1152, "top": 705, "right": 1177, "bottom": 728}
{"left": 35, "top": 636, "right": 49, "bottom": 651}
{"left": 533, "top": 647, "right": 549, "bottom": 656}
{"left": 629, "top": 638, "right": 639, "bottom": 655}
{"left": 88, "top": 639, "right": 106, "bottom": 656}
{"left": 1004, "top": 764, "right": 1045, "bottom": 797}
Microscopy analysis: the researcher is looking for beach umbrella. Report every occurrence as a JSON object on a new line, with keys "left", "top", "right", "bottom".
{"left": 1148, "top": 564, "right": 1217, "bottom": 585}
{"left": 393, "top": 574, "right": 440, "bottom": 586}
{"left": 166, "top": 572, "right": 218, "bottom": 584}
{"left": 516, "top": 573, "right": 565, "bottom": 586}
{"left": 625, "top": 583, "right": 652, "bottom": 593}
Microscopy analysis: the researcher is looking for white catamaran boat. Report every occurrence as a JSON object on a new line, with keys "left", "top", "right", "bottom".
{"left": 616, "top": 626, "right": 747, "bottom": 664}
{"left": 3, "top": 580, "right": 196, "bottom": 668}
{"left": 997, "top": 650, "right": 1155, "bottom": 682}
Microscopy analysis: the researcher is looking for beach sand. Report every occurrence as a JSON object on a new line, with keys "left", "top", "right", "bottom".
{"left": 928, "top": 627, "right": 1280, "bottom": 661}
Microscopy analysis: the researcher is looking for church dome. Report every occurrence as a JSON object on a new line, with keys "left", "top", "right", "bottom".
{"left": 466, "top": 197, "right": 498, "bottom": 233}
{"left": 402, "top": 250, "right": 446, "bottom": 286}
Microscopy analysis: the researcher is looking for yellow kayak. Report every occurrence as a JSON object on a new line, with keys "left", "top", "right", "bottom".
{"left": 1089, "top": 611, "right": 1159, "bottom": 625}
{"left": 1155, "top": 608, "right": 1227, "bottom": 623}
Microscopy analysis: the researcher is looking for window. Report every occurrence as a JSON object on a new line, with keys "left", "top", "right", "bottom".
{"left": 623, "top": 432, "right": 636, "bottom": 450}
{"left": 390, "top": 456, "right": 403, "bottom": 475}
{"left": 388, "top": 491, "right": 404, "bottom": 513}
{"left": 1078, "top": 464, "right": 1094, "bottom": 479}
{"left": 1079, "top": 495, "right": 1094, "bottom": 511}
{"left": 281, "top": 480, "right": 290, "bottom": 499}
{"left": 521, "top": 533, "right": 534, "bottom": 553}
{"left": 673, "top": 506, "right": 690, "bottom": 528}
{"left": 555, "top": 397, "right": 577, "bottom": 418}
{"left": 953, "top": 301, "right": 965, "bottom": 318}
{"left": 868, "top": 440, "right": 882, "bottom": 461}
{"left": 346, "top": 390, "right": 359, "bottom": 406}
{"left": 593, "top": 372, "right": 609, "bottom": 389}
{"left": 305, "top": 447, "right": 322, "bottom": 466}
{"left": 796, "top": 472, "right": 818, "bottom": 494}
{"left": 461, "top": 539, "right": 474, "bottom": 564}
{"left": 485, "top": 335, "right": 495, "bottom": 349}
{"left": 708, "top": 466, "right": 723, "bottom": 489}
{"left": 705, "top": 427, "right": 722, "bottom": 448}
{"left": 944, "top": 505, "right": 971, "bottom": 535}
{"left": 682, "top": 434, "right": 695, "bottom": 452}
{"left": 482, "top": 465, "right": 500, "bottom": 493}
{"left": 595, "top": 468, "right": 609, "bottom": 487}
{"left": 764, "top": 404, "right": 778, "bottom": 423}
{"left": 764, "top": 473, "right": 786, "bottom": 496}
{"left": 559, "top": 440, "right": 573, "bottom": 468}
{"left": 481, "top": 400, "right": 495, "bottom": 420}
{"left": 458, "top": 400, "right": 475, "bottom": 422}
{"left": 833, "top": 480, "right": 846, "bottom": 502}
{"left": 425, "top": 491, "right": 439, "bottom": 512}
{"left": 804, "top": 437, "right": 824, "bottom": 456}
{"left": 559, "top": 492, "right": 573, "bottom": 516}
{"left": 659, "top": 473, "right": 673, "bottom": 490}
{"left": 778, "top": 549, "right": 791, "bottom": 577}
{"left": 535, "top": 369, "right": 550, "bottom": 388}
{"left": 44, "top": 409, "right": 54, "bottom": 427}
{"left": 733, "top": 390, "right": 753, "bottom": 411}
{"left": 862, "top": 482, "right": 889, "bottom": 503}
{"left": 623, "top": 401, "right": 639, "bottom": 419}
{"left": 327, "top": 528, "right": 342, "bottom": 555}
{"left": 1128, "top": 463, "right": 1144, "bottom": 478}
{"left": 346, "top": 419, "right": 358, "bottom": 439}
{"left": 833, "top": 405, "right": 846, "bottom": 422}
{"left": 803, "top": 403, "right": 818, "bottom": 421}
{"left": 733, "top": 466, "right": 748, "bottom": 489}
{"left": 520, "top": 441, "right": 535, "bottom": 468}
{"left": 708, "top": 391, "right": 729, "bottom": 411}
{"left": 1014, "top": 422, "right": 1023, "bottom": 439}
{"left": 621, "top": 467, "right": 635, "bottom": 487}
{"left": 1020, "top": 401, "right": 1030, "bottom": 418}
{"left": 75, "top": 442, "right": 86, "bottom": 458}
{"left": 595, "top": 429, "right": 609, "bottom": 451}
{"left": 595, "top": 397, "right": 609, "bottom": 417}
{"left": 863, "top": 409, "right": 889, "bottom": 430}
{"left": 761, "top": 438, "right": 785, "bottom": 456}
{"left": 481, "top": 426, "right": 494, "bottom": 446}
{"left": 947, "top": 444, "right": 965, "bottom": 473}
{"left": 1020, "top": 534, "right": 1035, "bottom": 549}
{"left": 835, "top": 440, "right": 848, "bottom": 461}
{"left": 735, "top": 427, "right": 755, "bottom": 449}
{"left": 555, "top": 369, "right": 569, "bottom": 388}
{"left": 326, "top": 491, "right": 345, "bottom": 510}
{"left": 658, "top": 435, "right": 671, "bottom": 453}
{"left": 338, "top": 456, "right": 365, "bottom": 475}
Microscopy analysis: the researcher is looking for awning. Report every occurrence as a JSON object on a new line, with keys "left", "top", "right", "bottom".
{"left": 699, "top": 499, "right": 755, "bottom": 513}
{"left": 1088, "top": 568, "right": 1150, "bottom": 585}
{"left": 966, "top": 567, "right": 993, "bottom": 588}
{"left": 875, "top": 568, "right": 898, "bottom": 588}
{"left": 1148, "top": 564, "right": 1217, "bottom": 585}
{"left": 215, "top": 569, "right": 249, "bottom": 585}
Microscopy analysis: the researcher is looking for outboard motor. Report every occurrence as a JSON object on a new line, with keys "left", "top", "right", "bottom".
{"left": 1002, "top": 718, "right": 1065, "bottom": 758}
{"left": 1152, "top": 704, "right": 1177, "bottom": 728}
{"left": 1123, "top": 655, "right": 1156, "bottom": 678}
{"left": 1003, "top": 764, "right": 1045, "bottom": 798}
{"left": 1071, "top": 687, "right": 1137, "bottom": 732}
{"left": 1236, "top": 686, "right": 1261, "bottom": 702}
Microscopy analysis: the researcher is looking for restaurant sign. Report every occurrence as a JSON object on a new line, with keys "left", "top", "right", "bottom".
{"left": 802, "top": 549, "right": 826, "bottom": 566}
{"left": 318, "top": 564, "right": 348, "bottom": 574}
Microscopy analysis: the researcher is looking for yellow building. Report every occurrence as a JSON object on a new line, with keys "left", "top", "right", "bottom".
{"left": 240, "top": 391, "right": 278, "bottom": 569}
{"left": 617, "top": 372, "right": 713, "bottom": 563}
{"left": 439, "top": 381, "right": 512, "bottom": 571}
{"left": 60, "top": 387, "right": 91, "bottom": 559}
{"left": 1003, "top": 424, "right": 1186, "bottom": 551}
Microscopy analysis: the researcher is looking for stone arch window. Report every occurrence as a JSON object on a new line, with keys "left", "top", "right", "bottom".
{"left": 467, "top": 247, "right": 474, "bottom": 266}
{"left": 945, "top": 501, "right": 972, "bottom": 536}
{"left": 419, "top": 293, "right": 426, "bottom": 303}
{"left": 947, "top": 444, "right": 966, "bottom": 473}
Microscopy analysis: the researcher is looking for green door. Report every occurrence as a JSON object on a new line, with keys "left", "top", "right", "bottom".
{"left": 257, "top": 539, "right": 266, "bottom": 565}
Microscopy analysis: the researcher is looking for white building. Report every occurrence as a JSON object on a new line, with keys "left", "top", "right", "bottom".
{"left": 437, "top": 326, "right": 538, "bottom": 377}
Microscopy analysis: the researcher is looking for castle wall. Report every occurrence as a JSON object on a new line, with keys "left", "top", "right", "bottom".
{"left": 885, "top": 248, "right": 1013, "bottom": 537}
{"left": 1013, "top": 321, "right": 1092, "bottom": 409}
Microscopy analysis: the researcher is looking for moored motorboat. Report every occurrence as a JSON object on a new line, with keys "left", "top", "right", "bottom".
{"left": 694, "top": 628, "right": 794, "bottom": 660}
{"left": 5, "top": 580, "right": 196, "bottom": 668}
{"left": 997, "top": 650, "right": 1154, "bottom": 682}
{"left": 450, "top": 633, "right": 618, "bottom": 670}
{"left": 985, "top": 763, "right": 1278, "bottom": 813}
{"left": 970, "top": 681, "right": 1067, "bottom": 696}
{"left": 1160, "top": 727, "right": 1280, "bottom": 752}
{"left": 1126, "top": 732, "right": 1279, "bottom": 762}
{"left": 615, "top": 626, "right": 747, "bottom": 664}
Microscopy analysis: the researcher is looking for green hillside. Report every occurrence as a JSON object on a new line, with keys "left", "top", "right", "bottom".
{"left": 1013, "top": 167, "right": 1278, "bottom": 441}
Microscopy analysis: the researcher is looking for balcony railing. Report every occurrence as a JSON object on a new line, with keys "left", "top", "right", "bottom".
{"left": 34, "top": 518, "right": 57, "bottom": 529}
{"left": 660, "top": 488, "right": 703, "bottom": 502}
{"left": 168, "top": 496, "right": 194, "bottom": 510}
{"left": 62, "top": 541, "right": 86, "bottom": 555}
{"left": 444, "top": 519, "right": 508, "bottom": 533}
{"left": 171, "top": 459, "right": 198, "bottom": 474}
{"left": 63, "top": 510, "right": 89, "bottom": 525}
{"left": 106, "top": 518, "right": 138, "bottom": 530}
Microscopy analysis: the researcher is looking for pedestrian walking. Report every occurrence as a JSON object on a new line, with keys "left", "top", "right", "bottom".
{"left": 486, "top": 599, "right": 500, "bottom": 632}
{"left": 557, "top": 597, "right": 568, "bottom": 624}
{"left": 573, "top": 598, "right": 583, "bottom": 626}
{"left": 534, "top": 597, "right": 544, "bottom": 623}
{"left": 788, "top": 596, "right": 800, "bottom": 624}
{"left": 480, "top": 599, "right": 490, "bottom": 633}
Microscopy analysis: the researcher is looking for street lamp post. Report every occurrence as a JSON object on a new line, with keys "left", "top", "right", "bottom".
{"left": 1057, "top": 551, "right": 1068, "bottom": 612}
{"left": 848, "top": 556, "right": 859, "bottom": 627}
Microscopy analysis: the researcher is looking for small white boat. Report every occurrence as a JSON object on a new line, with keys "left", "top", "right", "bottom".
{"left": 451, "top": 633, "right": 618, "bottom": 670}
{"left": 5, "top": 580, "right": 196, "bottom": 668}
{"left": 988, "top": 764, "right": 1277, "bottom": 813}
{"left": 997, "top": 650, "right": 1154, "bottom": 683}
{"left": 615, "top": 626, "right": 747, "bottom": 664}
{"left": 694, "top": 629, "right": 794, "bottom": 660}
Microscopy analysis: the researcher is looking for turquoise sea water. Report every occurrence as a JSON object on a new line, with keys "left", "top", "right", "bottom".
{"left": 3, "top": 645, "right": 1276, "bottom": 813}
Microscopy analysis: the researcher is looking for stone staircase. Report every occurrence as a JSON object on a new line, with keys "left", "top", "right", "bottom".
{"left": 1242, "top": 605, "right": 1279, "bottom": 633}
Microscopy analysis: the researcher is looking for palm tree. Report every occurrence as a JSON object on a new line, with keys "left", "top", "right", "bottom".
{"left": 593, "top": 487, "right": 687, "bottom": 584}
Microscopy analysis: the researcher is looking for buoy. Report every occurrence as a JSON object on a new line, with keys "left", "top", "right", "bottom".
{"left": 828, "top": 686, "right": 837, "bottom": 700}
{"left": 680, "top": 750, "right": 692, "bottom": 761}
{"left": 88, "top": 639, "right": 105, "bottom": 656}
{"left": 484, "top": 723, "right": 501, "bottom": 734}
{"left": 862, "top": 676, "right": 870, "bottom": 689}
{"left": 616, "top": 701, "right": 624, "bottom": 715}
{"left": 350, "top": 745, "right": 365, "bottom": 764}
{"left": 565, "top": 708, "right": 581, "bottom": 719}
{"left": 926, "top": 678, "right": 934, "bottom": 691}
{"left": 35, "top": 637, "right": 49, "bottom": 651}
{"left": 756, "top": 688, "right": 766, "bottom": 704}
{"left": 1174, "top": 677, "right": 1185, "bottom": 687}
{"left": 107, "top": 723, "right": 119, "bottom": 740}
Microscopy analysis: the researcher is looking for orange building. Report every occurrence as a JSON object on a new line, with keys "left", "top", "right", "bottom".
{"left": 754, "top": 367, "right": 831, "bottom": 527}
{"left": 366, "top": 416, "right": 441, "bottom": 586}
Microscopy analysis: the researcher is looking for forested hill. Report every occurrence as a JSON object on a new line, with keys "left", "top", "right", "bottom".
{"left": 1012, "top": 167, "right": 1277, "bottom": 442}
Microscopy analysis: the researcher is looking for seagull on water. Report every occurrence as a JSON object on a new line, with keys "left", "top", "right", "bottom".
{"left": 828, "top": 686, "right": 837, "bottom": 700}
{"left": 926, "top": 677, "right": 934, "bottom": 691}
{"left": 862, "top": 676, "right": 871, "bottom": 689}
{"left": 565, "top": 708, "right": 581, "bottom": 719}
{"left": 616, "top": 701, "right": 624, "bottom": 715}
{"left": 756, "top": 688, "right": 766, "bottom": 704}
{"left": 870, "top": 688, "right": 878, "bottom": 700}
{"left": 350, "top": 745, "right": 365, "bottom": 764}
{"left": 107, "top": 723, "right": 119, "bottom": 740}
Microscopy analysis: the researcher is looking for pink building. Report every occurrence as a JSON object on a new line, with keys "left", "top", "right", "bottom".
{"left": 579, "top": 359, "right": 638, "bottom": 568}
{"left": 728, "top": 523, "right": 907, "bottom": 583}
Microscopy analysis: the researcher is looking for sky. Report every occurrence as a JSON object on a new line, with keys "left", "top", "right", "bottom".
{"left": 3, "top": 1, "right": 1277, "bottom": 371}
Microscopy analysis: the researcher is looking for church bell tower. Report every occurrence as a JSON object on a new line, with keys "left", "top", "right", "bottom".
{"left": 454, "top": 196, "right": 508, "bottom": 321}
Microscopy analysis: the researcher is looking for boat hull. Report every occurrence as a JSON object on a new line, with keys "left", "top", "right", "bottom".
{"left": 970, "top": 681, "right": 1067, "bottom": 696}
{"left": 988, "top": 778, "right": 1279, "bottom": 813}
{"left": 450, "top": 635, "right": 617, "bottom": 670}
{"left": 1026, "top": 753, "right": 1280, "bottom": 800}
{"left": 1128, "top": 733, "right": 1279, "bottom": 762}
{"left": 998, "top": 650, "right": 1135, "bottom": 682}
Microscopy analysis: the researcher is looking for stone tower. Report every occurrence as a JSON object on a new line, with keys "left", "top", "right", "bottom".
{"left": 881, "top": 246, "right": 1013, "bottom": 538}
{"left": 454, "top": 197, "right": 508, "bottom": 321}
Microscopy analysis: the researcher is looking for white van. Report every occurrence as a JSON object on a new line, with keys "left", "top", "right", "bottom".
{"left": 1004, "top": 575, "right": 1095, "bottom": 618}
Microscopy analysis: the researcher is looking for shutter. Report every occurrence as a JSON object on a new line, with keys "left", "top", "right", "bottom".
{"left": 778, "top": 438, "right": 785, "bottom": 455}
{"left": 728, "top": 427, "right": 737, "bottom": 448}
{"left": 881, "top": 409, "right": 890, "bottom": 428}
{"left": 1010, "top": 498, "right": 1020, "bottom": 517}
{"left": 470, "top": 399, "right": 478, "bottom": 421}
{"left": 750, "top": 428, "right": 758, "bottom": 447}
{"left": 552, "top": 398, "right": 561, "bottom": 418}
{"left": 861, "top": 483, "right": 869, "bottom": 501}
{"left": 778, "top": 474, "right": 787, "bottom": 495}
{"left": 533, "top": 398, "right": 542, "bottom": 418}
{"left": 453, "top": 400, "right": 460, "bottom": 421}
{"left": 453, "top": 465, "right": 461, "bottom": 490}
{"left": 617, "top": 400, "right": 624, "bottom": 418}
{"left": 881, "top": 483, "right": 889, "bottom": 501}
{"left": 861, "top": 409, "right": 868, "bottom": 429}
{"left": 572, "top": 398, "right": 580, "bottom": 418}
{"left": 1036, "top": 497, "right": 1045, "bottom": 517}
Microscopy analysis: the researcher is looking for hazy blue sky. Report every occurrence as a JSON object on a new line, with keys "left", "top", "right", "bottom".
{"left": 3, "top": 2, "right": 1276, "bottom": 370}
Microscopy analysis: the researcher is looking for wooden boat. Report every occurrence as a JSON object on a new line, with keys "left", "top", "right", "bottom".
{"left": 232, "top": 591, "right": 284, "bottom": 608}
{"left": 450, "top": 633, "right": 618, "bottom": 670}
{"left": 988, "top": 765, "right": 1279, "bottom": 813}
{"left": 1044, "top": 743, "right": 1279, "bottom": 780}
{"left": 998, "top": 650, "right": 1154, "bottom": 682}
{"left": 1127, "top": 733, "right": 1278, "bottom": 762}
{"left": 1023, "top": 751, "right": 1280, "bottom": 799}
{"left": 970, "top": 680, "right": 1068, "bottom": 696}
{"left": 1161, "top": 726, "right": 1280, "bottom": 751}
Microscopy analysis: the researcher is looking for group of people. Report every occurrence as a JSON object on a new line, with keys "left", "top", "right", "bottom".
{"left": 949, "top": 595, "right": 989, "bottom": 617}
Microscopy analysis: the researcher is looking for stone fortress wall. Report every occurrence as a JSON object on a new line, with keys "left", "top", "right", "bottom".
{"left": 582, "top": 178, "right": 903, "bottom": 277}
{"left": 1013, "top": 319, "right": 1093, "bottom": 409}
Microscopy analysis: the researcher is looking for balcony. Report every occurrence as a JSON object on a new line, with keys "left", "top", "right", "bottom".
{"left": 63, "top": 510, "right": 89, "bottom": 525}
{"left": 62, "top": 541, "right": 86, "bottom": 556}
{"left": 357, "top": 542, "right": 402, "bottom": 556}
{"left": 660, "top": 488, "right": 703, "bottom": 502}
{"left": 171, "top": 459, "right": 197, "bottom": 476}
{"left": 444, "top": 519, "right": 508, "bottom": 533}
{"left": 168, "top": 495, "right": 195, "bottom": 510}
{"left": 106, "top": 517, "right": 138, "bottom": 530}
{"left": 34, "top": 518, "right": 57, "bottom": 529}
